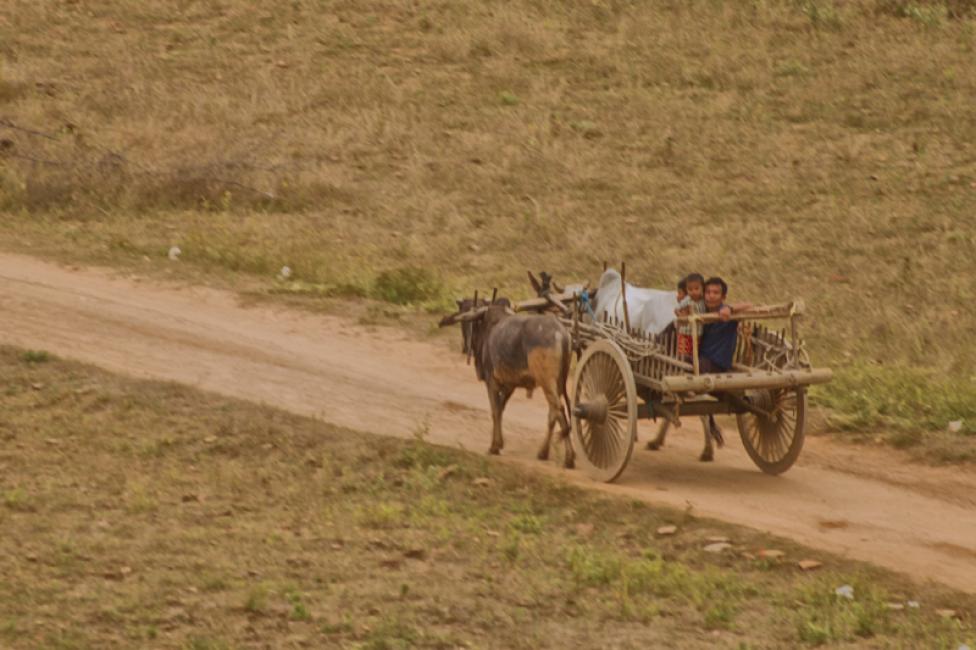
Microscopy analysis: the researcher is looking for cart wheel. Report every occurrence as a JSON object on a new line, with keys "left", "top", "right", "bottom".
{"left": 571, "top": 339, "right": 637, "bottom": 483}
{"left": 736, "top": 386, "right": 806, "bottom": 475}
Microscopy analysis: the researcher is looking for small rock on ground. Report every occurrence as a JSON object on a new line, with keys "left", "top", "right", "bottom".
{"left": 704, "top": 542, "right": 732, "bottom": 554}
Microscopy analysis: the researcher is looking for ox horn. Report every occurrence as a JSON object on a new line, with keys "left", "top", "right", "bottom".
{"left": 457, "top": 307, "right": 488, "bottom": 321}
{"left": 438, "top": 305, "right": 489, "bottom": 327}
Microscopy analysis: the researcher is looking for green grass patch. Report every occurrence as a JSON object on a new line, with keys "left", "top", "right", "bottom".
{"left": 372, "top": 266, "right": 445, "bottom": 306}
{"left": 814, "top": 364, "right": 976, "bottom": 462}
{"left": 816, "top": 364, "right": 976, "bottom": 434}
{"left": 20, "top": 350, "right": 51, "bottom": 364}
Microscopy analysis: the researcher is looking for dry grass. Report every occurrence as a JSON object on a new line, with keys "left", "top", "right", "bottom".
{"left": 1, "top": 0, "right": 975, "bottom": 439}
{"left": 0, "top": 345, "right": 973, "bottom": 649}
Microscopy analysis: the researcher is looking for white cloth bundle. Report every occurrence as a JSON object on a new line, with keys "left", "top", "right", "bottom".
{"left": 593, "top": 268, "right": 678, "bottom": 336}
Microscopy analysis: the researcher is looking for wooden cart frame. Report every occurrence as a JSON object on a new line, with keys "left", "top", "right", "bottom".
{"left": 515, "top": 277, "right": 832, "bottom": 482}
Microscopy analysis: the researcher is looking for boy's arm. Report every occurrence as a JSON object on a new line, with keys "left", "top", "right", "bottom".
{"left": 718, "top": 302, "right": 755, "bottom": 321}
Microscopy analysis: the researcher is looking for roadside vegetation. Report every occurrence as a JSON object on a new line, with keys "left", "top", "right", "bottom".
{"left": 1, "top": 0, "right": 975, "bottom": 452}
{"left": 0, "top": 346, "right": 973, "bottom": 648}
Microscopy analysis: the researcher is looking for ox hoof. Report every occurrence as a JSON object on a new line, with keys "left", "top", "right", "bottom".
{"left": 489, "top": 447, "right": 501, "bottom": 456}
{"left": 699, "top": 451, "right": 714, "bottom": 462}
{"left": 563, "top": 457, "right": 575, "bottom": 470}
{"left": 537, "top": 449, "right": 550, "bottom": 461}
{"left": 646, "top": 441, "right": 662, "bottom": 451}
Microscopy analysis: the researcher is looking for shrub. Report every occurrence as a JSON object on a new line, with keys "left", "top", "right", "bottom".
{"left": 21, "top": 350, "right": 50, "bottom": 364}
{"left": 372, "top": 267, "right": 443, "bottom": 305}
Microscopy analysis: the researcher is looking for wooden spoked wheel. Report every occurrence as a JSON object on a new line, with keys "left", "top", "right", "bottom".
{"left": 571, "top": 340, "right": 637, "bottom": 483}
{"left": 736, "top": 386, "right": 806, "bottom": 475}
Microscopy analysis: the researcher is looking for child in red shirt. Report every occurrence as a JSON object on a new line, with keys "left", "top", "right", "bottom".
{"left": 675, "top": 273, "right": 705, "bottom": 359}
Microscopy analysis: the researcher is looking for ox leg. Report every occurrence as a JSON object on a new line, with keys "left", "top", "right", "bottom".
{"left": 560, "top": 380, "right": 575, "bottom": 469}
{"left": 559, "top": 408, "right": 574, "bottom": 469}
{"left": 699, "top": 416, "right": 715, "bottom": 462}
{"left": 488, "top": 383, "right": 514, "bottom": 455}
{"left": 647, "top": 418, "right": 670, "bottom": 451}
{"left": 709, "top": 414, "right": 725, "bottom": 448}
{"left": 539, "top": 386, "right": 573, "bottom": 469}
{"left": 538, "top": 411, "right": 554, "bottom": 462}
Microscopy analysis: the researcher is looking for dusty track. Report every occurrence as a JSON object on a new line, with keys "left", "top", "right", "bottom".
{"left": 2, "top": 253, "right": 975, "bottom": 594}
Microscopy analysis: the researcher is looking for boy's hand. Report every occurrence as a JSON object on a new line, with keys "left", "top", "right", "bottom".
{"left": 719, "top": 306, "right": 733, "bottom": 321}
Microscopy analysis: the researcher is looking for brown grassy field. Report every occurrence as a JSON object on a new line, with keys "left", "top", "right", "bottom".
{"left": 1, "top": 345, "right": 974, "bottom": 649}
{"left": 1, "top": 0, "right": 975, "bottom": 444}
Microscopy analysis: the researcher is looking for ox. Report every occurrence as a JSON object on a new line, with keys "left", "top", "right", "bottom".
{"left": 440, "top": 301, "right": 575, "bottom": 468}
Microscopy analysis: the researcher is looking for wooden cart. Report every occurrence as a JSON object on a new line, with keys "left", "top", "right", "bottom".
{"left": 516, "top": 287, "right": 832, "bottom": 483}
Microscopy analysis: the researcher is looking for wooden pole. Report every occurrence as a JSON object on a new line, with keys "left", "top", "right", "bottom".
{"left": 663, "top": 367, "right": 833, "bottom": 394}
{"left": 674, "top": 303, "right": 796, "bottom": 325}
{"left": 691, "top": 316, "right": 700, "bottom": 376}
{"left": 620, "top": 261, "right": 631, "bottom": 332}
{"left": 467, "top": 290, "right": 478, "bottom": 365}
{"left": 572, "top": 293, "right": 580, "bottom": 357}
{"left": 790, "top": 313, "right": 800, "bottom": 367}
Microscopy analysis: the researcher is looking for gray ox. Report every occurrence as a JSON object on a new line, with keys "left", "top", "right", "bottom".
{"left": 440, "top": 302, "right": 575, "bottom": 468}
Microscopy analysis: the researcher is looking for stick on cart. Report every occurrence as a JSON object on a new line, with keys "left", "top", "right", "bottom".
{"left": 515, "top": 283, "right": 832, "bottom": 483}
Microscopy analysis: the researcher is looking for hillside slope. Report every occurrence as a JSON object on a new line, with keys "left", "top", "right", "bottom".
{"left": 1, "top": 0, "right": 975, "bottom": 436}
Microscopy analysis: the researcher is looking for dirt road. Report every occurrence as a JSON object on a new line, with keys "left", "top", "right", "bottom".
{"left": 2, "top": 253, "right": 975, "bottom": 594}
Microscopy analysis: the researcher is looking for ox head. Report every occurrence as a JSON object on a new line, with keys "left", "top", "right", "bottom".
{"left": 439, "top": 291, "right": 512, "bottom": 365}
{"left": 528, "top": 271, "right": 563, "bottom": 297}
{"left": 529, "top": 270, "right": 591, "bottom": 299}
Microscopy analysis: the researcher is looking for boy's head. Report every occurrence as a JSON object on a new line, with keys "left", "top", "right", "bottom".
{"left": 676, "top": 277, "right": 688, "bottom": 300}
{"left": 685, "top": 272, "right": 705, "bottom": 301}
{"left": 704, "top": 276, "right": 728, "bottom": 309}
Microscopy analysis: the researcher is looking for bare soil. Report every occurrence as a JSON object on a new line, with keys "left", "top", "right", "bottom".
{"left": 2, "top": 252, "right": 975, "bottom": 596}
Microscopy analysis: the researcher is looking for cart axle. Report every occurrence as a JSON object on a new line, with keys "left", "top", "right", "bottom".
{"left": 574, "top": 397, "right": 608, "bottom": 425}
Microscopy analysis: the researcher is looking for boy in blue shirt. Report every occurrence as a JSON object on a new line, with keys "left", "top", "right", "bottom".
{"left": 698, "top": 276, "right": 752, "bottom": 444}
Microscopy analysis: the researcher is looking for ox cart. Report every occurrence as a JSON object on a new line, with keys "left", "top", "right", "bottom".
{"left": 515, "top": 281, "right": 833, "bottom": 482}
